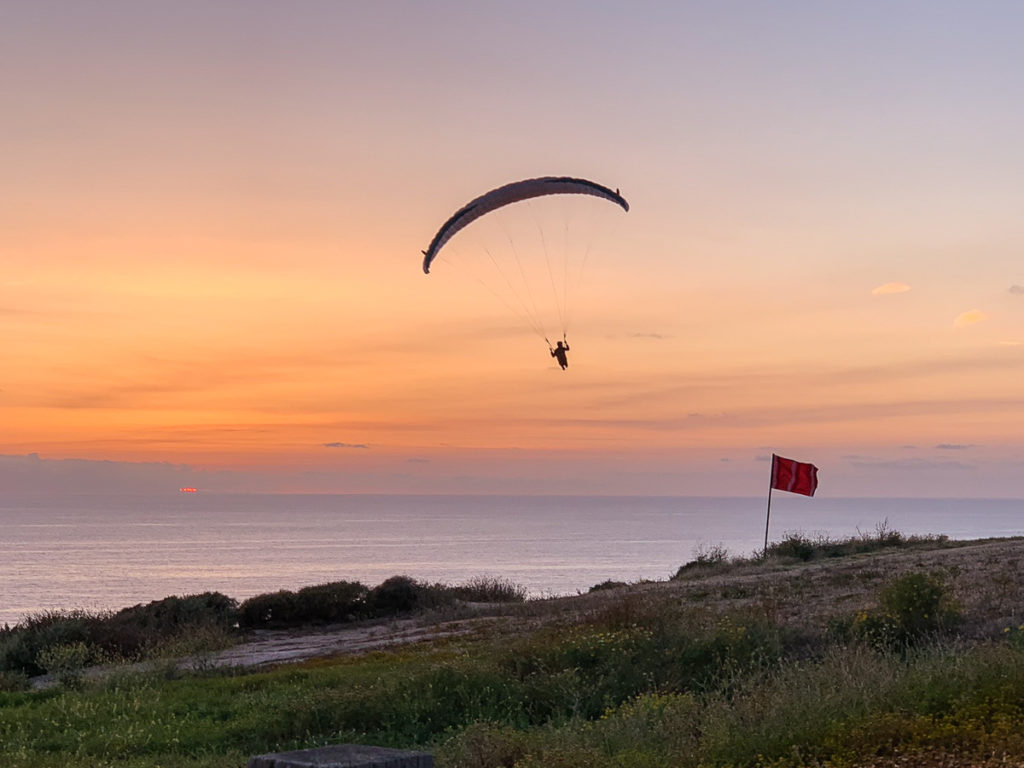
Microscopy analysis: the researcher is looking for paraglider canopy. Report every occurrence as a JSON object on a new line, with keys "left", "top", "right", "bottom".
{"left": 422, "top": 176, "right": 629, "bottom": 274}
{"left": 420, "top": 174, "right": 629, "bottom": 350}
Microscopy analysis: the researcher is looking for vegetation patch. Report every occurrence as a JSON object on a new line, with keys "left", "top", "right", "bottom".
{"left": 0, "top": 593, "right": 238, "bottom": 677}
{"left": 674, "top": 543, "right": 731, "bottom": 577}
{"left": 1, "top": 576, "right": 528, "bottom": 677}
{"left": 239, "top": 581, "right": 369, "bottom": 628}
{"left": 588, "top": 580, "right": 628, "bottom": 593}
{"left": 851, "top": 571, "right": 962, "bottom": 651}
{"left": 672, "top": 525, "right": 951, "bottom": 581}
{"left": 765, "top": 523, "right": 950, "bottom": 563}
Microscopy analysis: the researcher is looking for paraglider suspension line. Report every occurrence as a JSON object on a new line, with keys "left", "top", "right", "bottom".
{"left": 530, "top": 202, "right": 568, "bottom": 337}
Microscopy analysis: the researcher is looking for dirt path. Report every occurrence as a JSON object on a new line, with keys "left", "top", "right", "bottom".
{"left": 201, "top": 616, "right": 489, "bottom": 670}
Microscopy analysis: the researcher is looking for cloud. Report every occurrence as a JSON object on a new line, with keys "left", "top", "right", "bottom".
{"left": 405, "top": 458, "right": 430, "bottom": 464}
{"left": 0, "top": 452, "right": 199, "bottom": 493}
{"left": 871, "top": 282, "right": 911, "bottom": 295}
{"left": 323, "top": 442, "right": 369, "bottom": 449}
{"left": 1010, "top": 285, "right": 1024, "bottom": 295}
{"left": 628, "top": 332, "right": 669, "bottom": 339}
{"left": 999, "top": 340, "right": 1022, "bottom": 346}
{"left": 847, "top": 457, "right": 975, "bottom": 471}
{"left": 953, "top": 309, "right": 987, "bottom": 327}
{"left": 934, "top": 443, "right": 975, "bottom": 450}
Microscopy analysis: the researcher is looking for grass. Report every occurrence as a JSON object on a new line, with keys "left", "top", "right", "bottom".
{"left": 3, "top": 530, "right": 1024, "bottom": 767}
{"left": 5, "top": 627, "right": 1024, "bottom": 767}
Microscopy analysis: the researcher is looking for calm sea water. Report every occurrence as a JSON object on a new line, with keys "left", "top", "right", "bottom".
{"left": 1, "top": 493, "right": 1021, "bottom": 626}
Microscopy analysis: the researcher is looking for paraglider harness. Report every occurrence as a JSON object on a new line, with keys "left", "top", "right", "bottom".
{"left": 547, "top": 334, "right": 570, "bottom": 370}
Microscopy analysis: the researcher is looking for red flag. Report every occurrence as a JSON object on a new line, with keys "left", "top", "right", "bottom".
{"left": 770, "top": 453, "right": 819, "bottom": 497}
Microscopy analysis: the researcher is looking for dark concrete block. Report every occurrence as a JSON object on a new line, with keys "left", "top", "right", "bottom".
{"left": 247, "top": 744, "right": 433, "bottom": 768}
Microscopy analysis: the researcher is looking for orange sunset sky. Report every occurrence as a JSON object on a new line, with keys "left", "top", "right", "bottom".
{"left": 2, "top": 2, "right": 1023, "bottom": 497}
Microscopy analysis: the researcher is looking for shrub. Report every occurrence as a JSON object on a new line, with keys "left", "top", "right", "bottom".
{"left": 589, "top": 579, "right": 628, "bottom": 592}
{"left": 241, "top": 576, "right": 474, "bottom": 628}
{"left": 825, "top": 613, "right": 856, "bottom": 644}
{"left": 879, "top": 571, "right": 960, "bottom": 641}
{"left": 239, "top": 590, "right": 301, "bottom": 628}
{"left": 868, "top": 519, "right": 906, "bottom": 548}
{"left": 452, "top": 576, "right": 528, "bottom": 603}
{"left": 106, "top": 592, "right": 237, "bottom": 639}
{"left": 0, "top": 594, "right": 239, "bottom": 676}
{"left": 147, "top": 622, "right": 238, "bottom": 661}
{"left": 440, "top": 722, "right": 533, "bottom": 768}
{"left": 855, "top": 571, "right": 962, "bottom": 651}
{"left": 37, "top": 641, "right": 100, "bottom": 689}
{"left": 769, "top": 533, "right": 818, "bottom": 562}
{"left": 367, "top": 575, "right": 426, "bottom": 616}
{"left": 294, "top": 580, "right": 369, "bottom": 622}
{"left": 674, "top": 543, "right": 730, "bottom": 577}
{"left": 0, "top": 610, "right": 102, "bottom": 676}
{"left": 93, "top": 592, "right": 238, "bottom": 660}
{"left": 1005, "top": 624, "right": 1024, "bottom": 650}
{"left": 0, "top": 668, "right": 30, "bottom": 692}
{"left": 241, "top": 575, "right": 521, "bottom": 629}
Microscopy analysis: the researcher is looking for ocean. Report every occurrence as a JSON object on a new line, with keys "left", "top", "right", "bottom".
{"left": 1, "top": 492, "right": 1021, "bottom": 626}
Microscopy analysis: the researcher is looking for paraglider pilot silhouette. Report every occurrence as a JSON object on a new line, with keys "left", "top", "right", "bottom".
{"left": 549, "top": 337, "right": 570, "bottom": 370}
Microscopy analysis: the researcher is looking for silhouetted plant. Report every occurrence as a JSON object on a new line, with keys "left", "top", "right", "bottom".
{"left": 0, "top": 610, "right": 101, "bottom": 676}
{"left": 451, "top": 576, "right": 527, "bottom": 603}
{"left": 674, "top": 543, "right": 731, "bottom": 577}
{"left": 770, "top": 533, "right": 818, "bottom": 561}
{"left": 294, "top": 580, "right": 369, "bottom": 623}
{"left": 589, "top": 579, "right": 628, "bottom": 592}
{"left": 238, "top": 590, "right": 302, "bottom": 628}
{"left": 0, "top": 594, "right": 239, "bottom": 676}
{"left": 109, "top": 592, "right": 237, "bottom": 634}
{"left": 367, "top": 575, "right": 425, "bottom": 615}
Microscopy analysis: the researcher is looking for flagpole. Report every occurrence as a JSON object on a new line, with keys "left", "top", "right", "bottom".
{"left": 764, "top": 454, "right": 775, "bottom": 558}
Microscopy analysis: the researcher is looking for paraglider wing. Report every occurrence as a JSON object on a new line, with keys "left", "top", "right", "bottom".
{"left": 421, "top": 176, "right": 629, "bottom": 274}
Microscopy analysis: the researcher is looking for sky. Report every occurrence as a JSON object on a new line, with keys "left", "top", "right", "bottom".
{"left": 2, "top": 1, "right": 1023, "bottom": 497}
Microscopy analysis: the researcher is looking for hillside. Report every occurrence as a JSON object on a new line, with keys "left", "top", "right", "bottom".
{"left": 205, "top": 534, "right": 1024, "bottom": 672}
{"left": 3, "top": 533, "right": 1024, "bottom": 768}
